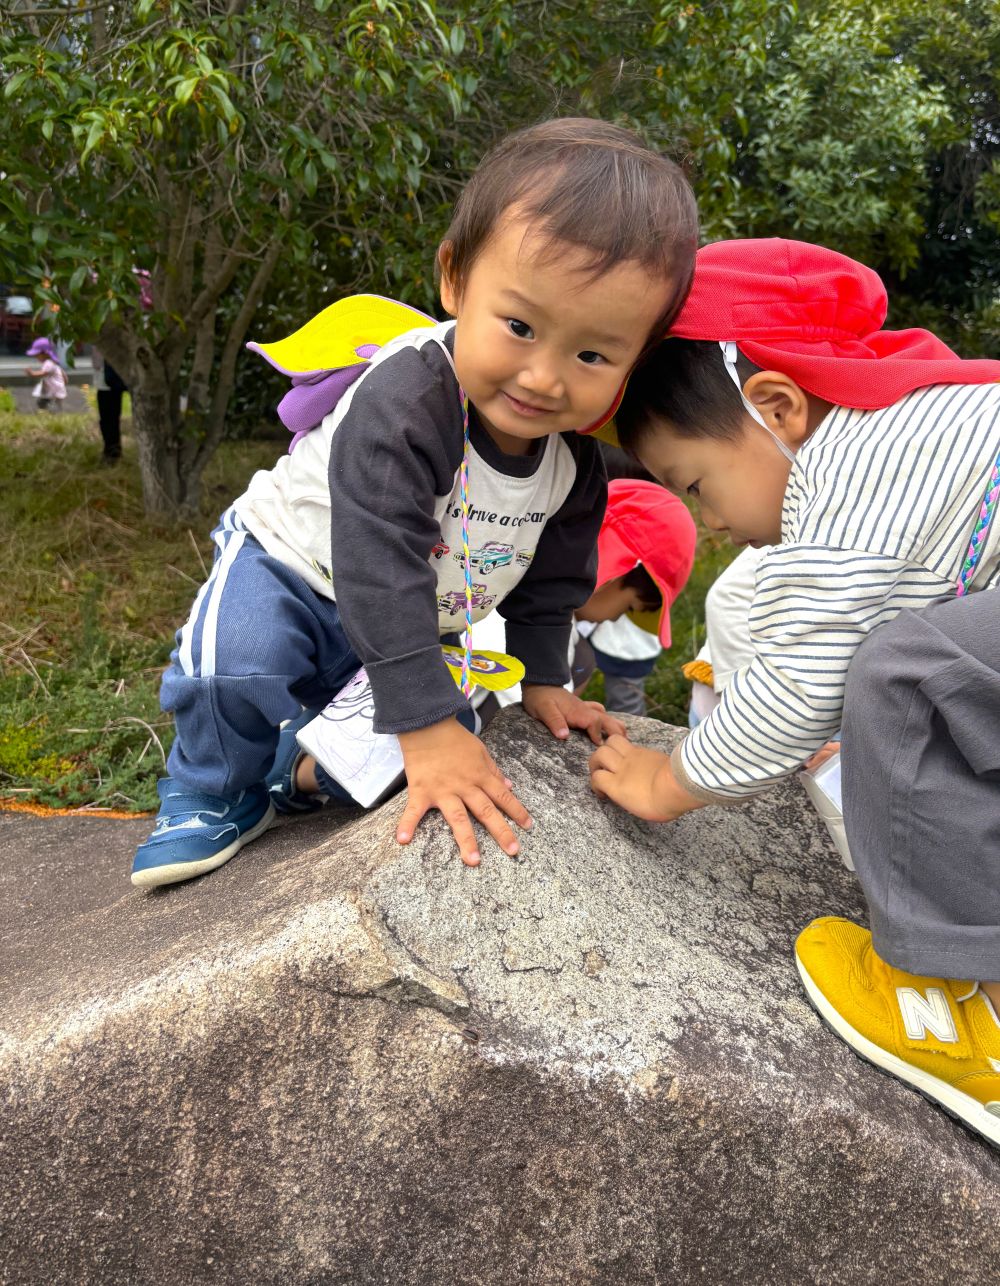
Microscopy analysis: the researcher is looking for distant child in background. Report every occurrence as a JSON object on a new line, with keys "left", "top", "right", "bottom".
{"left": 25, "top": 337, "right": 67, "bottom": 411}
{"left": 575, "top": 478, "right": 696, "bottom": 715}
{"left": 474, "top": 477, "right": 696, "bottom": 713}
{"left": 131, "top": 117, "right": 698, "bottom": 889}
{"left": 592, "top": 236, "right": 1000, "bottom": 1148}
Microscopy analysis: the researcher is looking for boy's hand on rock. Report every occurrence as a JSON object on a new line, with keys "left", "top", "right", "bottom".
{"left": 589, "top": 735, "right": 703, "bottom": 822}
{"left": 396, "top": 716, "right": 532, "bottom": 867}
{"left": 522, "top": 684, "right": 626, "bottom": 746}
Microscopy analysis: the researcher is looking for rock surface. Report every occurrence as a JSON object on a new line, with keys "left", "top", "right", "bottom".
{"left": 2, "top": 709, "right": 998, "bottom": 1284}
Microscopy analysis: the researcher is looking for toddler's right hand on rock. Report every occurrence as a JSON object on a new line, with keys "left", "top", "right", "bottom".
{"left": 396, "top": 717, "right": 532, "bottom": 867}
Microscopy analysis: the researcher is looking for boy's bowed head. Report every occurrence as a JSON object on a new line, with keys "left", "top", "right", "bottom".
{"left": 618, "top": 237, "right": 1000, "bottom": 451}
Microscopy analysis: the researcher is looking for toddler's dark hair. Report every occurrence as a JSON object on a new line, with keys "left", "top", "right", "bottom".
{"left": 442, "top": 118, "right": 698, "bottom": 338}
{"left": 616, "top": 338, "right": 762, "bottom": 451}
{"left": 599, "top": 441, "right": 655, "bottom": 483}
{"left": 621, "top": 563, "right": 662, "bottom": 613}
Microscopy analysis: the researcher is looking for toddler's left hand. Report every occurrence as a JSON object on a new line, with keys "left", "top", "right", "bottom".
{"left": 522, "top": 684, "right": 626, "bottom": 746}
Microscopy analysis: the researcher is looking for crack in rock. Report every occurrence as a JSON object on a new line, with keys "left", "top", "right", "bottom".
{"left": 295, "top": 895, "right": 469, "bottom": 1018}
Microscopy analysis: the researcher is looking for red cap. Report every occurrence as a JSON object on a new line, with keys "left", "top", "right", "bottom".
{"left": 669, "top": 238, "right": 1000, "bottom": 409}
{"left": 596, "top": 480, "right": 697, "bottom": 647}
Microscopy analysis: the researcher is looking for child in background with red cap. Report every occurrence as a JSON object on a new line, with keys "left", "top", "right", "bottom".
{"left": 472, "top": 477, "right": 696, "bottom": 713}
{"left": 591, "top": 236, "right": 1000, "bottom": 1148}
{"left": 576, "top": 478, "right": 696, "bottom": 715}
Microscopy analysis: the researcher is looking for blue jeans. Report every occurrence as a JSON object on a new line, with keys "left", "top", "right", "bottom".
{"left": 161, "top": 510, "right": 361, "bottom": 799}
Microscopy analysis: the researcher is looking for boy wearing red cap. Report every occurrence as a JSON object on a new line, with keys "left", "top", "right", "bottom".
{"left": 591, "top": 237, "right": 1000, "bottom": 1148}
{"left": 576, "top": 478, "right": 696, "bottom": 715}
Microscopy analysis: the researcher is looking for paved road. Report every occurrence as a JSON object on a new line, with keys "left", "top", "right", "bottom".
{"left": 7, "top": 383, "right": 91, "bottom": 414}
{"left": 0, "top": 804, "right": 361, "bottom": 956}
{"left": 0, "top": 354, "right": 94, "bottom": 418}
{"left": 0, "top": 354, "right": 94, "bottom": 383}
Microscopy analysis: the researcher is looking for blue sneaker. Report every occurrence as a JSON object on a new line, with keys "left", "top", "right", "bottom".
{"left": 265, "top": 708, "right": 328, "bottom": 814}
{"left": 131, "top": 779, "right": 275, "bottom": 889}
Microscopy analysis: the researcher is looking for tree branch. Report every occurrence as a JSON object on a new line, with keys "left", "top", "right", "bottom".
{"left": 192, "top": 235, "right": 283, "bottom": 474}
{"left": 13, "top": 3, "right": 110, "bottom": 14}
{"left": 185, "top": 222, "right": 223, "bottom": 416}
{"left": 162, "top": 234, "right": 246, "bottom": 365}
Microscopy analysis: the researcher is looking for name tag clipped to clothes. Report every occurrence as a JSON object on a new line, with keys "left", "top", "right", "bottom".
{"left": 293, "top": 646, "right": 525, "bottom": 808}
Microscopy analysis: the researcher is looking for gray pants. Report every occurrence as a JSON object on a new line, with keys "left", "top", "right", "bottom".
{"left": 842, "top": 591, "right": 1000, "bottom": 980}
{"left": 603, "top": 673, "right": 649, "bottom": 717}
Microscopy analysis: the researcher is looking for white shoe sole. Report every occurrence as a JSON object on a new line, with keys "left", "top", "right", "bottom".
{"left": 795, "top": 951, "right": 1000, "bottom": 1149}
{"left": 130, "top": 803, "right": 277, "bottom": 889}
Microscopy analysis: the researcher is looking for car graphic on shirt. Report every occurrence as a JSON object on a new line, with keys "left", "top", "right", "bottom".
{"left": 515, "top": 550, "right": 533, "bottom": 569}
{"left": 453, "top": 540, "right": 515, "bottom": 575}
{"left": 437, "top": 582, "right": 496, "bottom": 615}
{"left": 431, "top": 540, "right": 450, "bottom": 559}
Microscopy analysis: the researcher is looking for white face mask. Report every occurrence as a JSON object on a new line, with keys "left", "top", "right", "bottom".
{"left": 719, "top": 341, "right": 797, "bottom": 465}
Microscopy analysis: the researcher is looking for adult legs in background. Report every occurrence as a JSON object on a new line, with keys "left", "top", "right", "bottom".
{"left": 96, "top": 360, "right": 125, "bottom": 460}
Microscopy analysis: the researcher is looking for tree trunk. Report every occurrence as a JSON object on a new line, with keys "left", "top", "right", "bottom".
{"left": 130, "top": 375, "right": 207, "bottom": 521}
{"left": 99, "top": 234, "right": 280, "bottom": 521}
{"left": 194, "top": 237, "right": 284, "bottom": 478}
{"left": 101, "top": 322, "right": 213, "bottom": 522}
{"left": 185, "top": 222, "right": 223, "bottom": 420}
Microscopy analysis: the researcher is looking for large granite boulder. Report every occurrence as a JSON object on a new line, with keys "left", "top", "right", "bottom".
{"left": 2, "top": 709, "right": 997, "bottom": 1284}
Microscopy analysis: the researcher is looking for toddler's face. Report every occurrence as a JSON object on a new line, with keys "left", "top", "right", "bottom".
{"left": 637, "top": 418, "right": 793, "bottom": 548}
{"left": 577, "top": 575, "right": 651, "bottom": 625}
{"left": 440, "top": 211, "right": 673, "bottom": 455}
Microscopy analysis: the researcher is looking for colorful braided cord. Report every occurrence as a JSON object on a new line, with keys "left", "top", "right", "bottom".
{"left": 956, "top": 456, "right": 1000, "bottom": 595}
{"left": 458, "top": 389, "right": 474, "bottom": 695}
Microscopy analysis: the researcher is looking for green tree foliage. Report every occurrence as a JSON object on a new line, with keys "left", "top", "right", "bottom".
{"left": 0, "top": 0, "right": 516, "bottom": 515}
{"left": 1, "top": 0, "right": 995, "bottom": 519}
{"left": 878, "top": 0, "right": 1000, "bottom": 351}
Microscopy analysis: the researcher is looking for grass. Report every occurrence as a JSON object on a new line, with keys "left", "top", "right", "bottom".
{"left": 0, "top": 408, "right": 736, "bottom": 813}
{"left": 0, "top": 405, "right": 280, "bottom": 811}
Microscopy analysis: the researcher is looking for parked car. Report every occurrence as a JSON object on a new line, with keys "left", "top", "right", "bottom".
{"left": 0, "top": 291, "right": 33, "bottom": 355}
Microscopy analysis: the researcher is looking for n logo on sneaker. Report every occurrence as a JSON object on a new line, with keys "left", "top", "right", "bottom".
{"left": 896, "top": 987, "right": 958, "bottom": 1043}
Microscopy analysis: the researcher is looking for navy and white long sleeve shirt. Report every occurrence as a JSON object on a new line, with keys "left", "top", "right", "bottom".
{"left": 675, "top": 382, "right": 1000, "bottom": 802}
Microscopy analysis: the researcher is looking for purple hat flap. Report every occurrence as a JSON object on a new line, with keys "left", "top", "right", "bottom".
{"left": 278, "top": 366, "right": 369, "bottom": 450}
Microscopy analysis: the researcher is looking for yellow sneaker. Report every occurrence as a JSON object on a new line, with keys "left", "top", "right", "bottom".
{"left": 795, "top": 917, "right": 1000, "bottom": 1148}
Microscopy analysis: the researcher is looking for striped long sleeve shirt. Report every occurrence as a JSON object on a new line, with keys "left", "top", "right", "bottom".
{"left": 675, "top": 382, "right": 1000, "bottom": 802}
